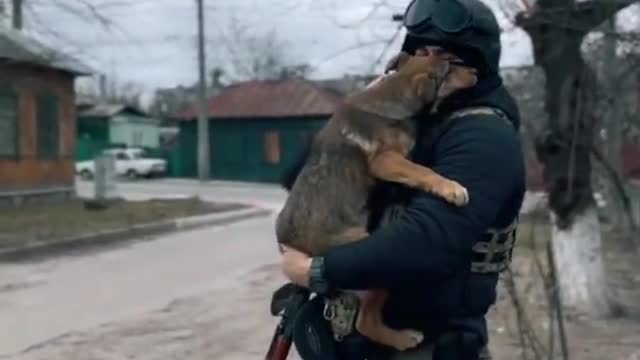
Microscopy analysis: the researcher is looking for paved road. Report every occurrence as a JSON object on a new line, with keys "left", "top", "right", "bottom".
{"left": 0, "top": 180, "right": 289, "bottom": 359}
{"left": 0, "top": 179, "right": 545, "bottom": 359}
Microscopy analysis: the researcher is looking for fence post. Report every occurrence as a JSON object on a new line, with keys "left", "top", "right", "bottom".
{"left": 94, "top": 153, "right": 118, "bottom": 201}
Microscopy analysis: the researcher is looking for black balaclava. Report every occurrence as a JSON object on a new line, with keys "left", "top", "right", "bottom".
{"left": 399, "top": 0, "right": 507, "bottom": 115}
{"left": 402, "top": 34, "right": 503, "bottom": 113}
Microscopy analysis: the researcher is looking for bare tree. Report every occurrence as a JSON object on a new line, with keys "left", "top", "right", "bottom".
{"left": 583, "top": 21, "right": 640, "bottom": 235}
{"left": 77, "top": 75, "right": 143, "bottom": 110}
{"left": 495, "top": 0, "right": 640, "bottom": 317}
{"left": 210, "top": 20, "right": 311, "bottom": 82}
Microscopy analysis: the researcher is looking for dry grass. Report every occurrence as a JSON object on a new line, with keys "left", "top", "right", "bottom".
{"left": 488, "top": 213, "right": 640, "bottom": 360}
{"left": 0, "top": 198, "right": 246, "bottom": 250}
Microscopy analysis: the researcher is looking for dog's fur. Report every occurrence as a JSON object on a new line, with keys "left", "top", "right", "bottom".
{"left": 275, "top": 52, "right": 477, "bottom": 351}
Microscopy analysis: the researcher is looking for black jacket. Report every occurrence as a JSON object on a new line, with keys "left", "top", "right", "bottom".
{"left": 281, "top": 76, "right": 525, "bottom": 349}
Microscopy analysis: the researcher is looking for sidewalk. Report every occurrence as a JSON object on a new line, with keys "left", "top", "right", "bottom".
{"left": 0, "top": 206, "right": 271, "bottom": 262}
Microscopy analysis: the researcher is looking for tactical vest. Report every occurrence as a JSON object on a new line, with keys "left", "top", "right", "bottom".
{"left": 376, "top": 106, "right": 518, "bottom": 274}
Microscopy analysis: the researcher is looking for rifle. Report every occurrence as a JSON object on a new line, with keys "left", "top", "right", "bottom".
{"left": 265, "top": 283, "right": 310, "bottom": 360}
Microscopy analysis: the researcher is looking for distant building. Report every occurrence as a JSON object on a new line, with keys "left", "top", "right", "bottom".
{"left": 75, "top": 103, "right": 161, "bottom": 161}
{"left": 149, "top": 85, "right": 200, "bottom": 118}
{"left": 174, "top": 78, "right": 343, "bottom": 182}
{"left": 0, "top": 25, "right": 91, "bottom": 207}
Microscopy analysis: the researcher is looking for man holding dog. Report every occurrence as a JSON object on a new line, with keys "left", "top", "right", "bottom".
{"left": 279, "top": 0, "right": 526, "bottom": 358}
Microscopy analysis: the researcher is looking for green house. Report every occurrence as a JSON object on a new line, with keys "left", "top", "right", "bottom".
{"left": 76, "top": 104, "right": 161, "bottom": 161}
{"left": 175, "top": 79, "right": 342, "bottom": 183}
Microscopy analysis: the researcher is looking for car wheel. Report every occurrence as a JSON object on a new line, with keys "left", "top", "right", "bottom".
{"left": 126, "top": 169, "right": 138, "bottom": 180}
{"left": 80, "top": 169, "right": 93, "bottom": 181}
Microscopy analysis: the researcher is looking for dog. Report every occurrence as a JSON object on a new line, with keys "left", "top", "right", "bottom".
{"left": 275, "top": 52, "right": 478, "bottom": 351}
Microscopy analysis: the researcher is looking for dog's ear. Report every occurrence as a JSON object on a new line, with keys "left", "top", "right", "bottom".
{"left": 411, "top": 74, "right": 437, "bottom": 102}
{"left": 384, "top": 52, "right": 411, "bottom": 73}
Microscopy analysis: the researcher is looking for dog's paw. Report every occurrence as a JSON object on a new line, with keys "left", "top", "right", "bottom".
{"left": 390, "top": 329, "right": 424, "bottom": 352}
{"left": 434, "top": 179, "right": 469, "bottom": 206}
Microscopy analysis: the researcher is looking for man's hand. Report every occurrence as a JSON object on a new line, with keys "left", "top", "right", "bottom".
{"left": 280, "top": 245, "right": 312, "bottom": 287}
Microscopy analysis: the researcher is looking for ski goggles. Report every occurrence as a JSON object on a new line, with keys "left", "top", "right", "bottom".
{"left": 403, "top": 0, "right": 473, "bottom": 34}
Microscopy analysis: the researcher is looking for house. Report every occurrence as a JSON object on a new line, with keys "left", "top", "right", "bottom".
{"left": 75, "top": 103, "right": 161, "bottom": 161}
{"left": 175, "top": 78, "right": 342, "bottom": 182}
{"left": 0, "top": 25, "right": 91, "bottom": 207}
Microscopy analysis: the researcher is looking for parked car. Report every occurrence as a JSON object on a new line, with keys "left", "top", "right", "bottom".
{"left": 76, "top": 148, "right": 167, "bottom": 180}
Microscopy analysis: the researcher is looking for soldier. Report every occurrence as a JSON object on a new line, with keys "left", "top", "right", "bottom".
{"left": 279, "top": 0, "right": 526, "bottom": 358}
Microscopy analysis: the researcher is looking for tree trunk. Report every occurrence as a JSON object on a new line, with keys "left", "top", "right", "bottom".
{"left": 602, "top": 18, "right": 626, "bottom": 229}
{"left": 518, "top": 8, "right": 614, "bottom": 316}
{"left": 550, "top": 206, "right": 610, "bottom": 316}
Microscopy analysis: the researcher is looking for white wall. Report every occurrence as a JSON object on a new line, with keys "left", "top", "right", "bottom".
{"left": 109, "top": 114, "right": 160, "bottom": 148}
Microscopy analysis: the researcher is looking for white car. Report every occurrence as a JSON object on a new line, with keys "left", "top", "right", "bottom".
{"left": 76, "top": 148, "right": 167, "bottom": 180}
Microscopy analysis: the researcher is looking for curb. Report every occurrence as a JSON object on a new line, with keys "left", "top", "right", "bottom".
{"left": 0, "top": 207, "right": 272, "bottom": 262}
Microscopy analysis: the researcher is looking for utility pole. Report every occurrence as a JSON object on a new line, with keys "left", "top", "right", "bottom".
{"left": 196, "top": 0, "right": 210, "bottom": 180}
{"left": 12, "top": 0, "right": 22, "bottom": 30}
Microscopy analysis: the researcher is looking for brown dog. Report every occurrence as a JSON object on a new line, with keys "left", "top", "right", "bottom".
{"left": 275, "top": 52, "right": 477, "bottom": 351}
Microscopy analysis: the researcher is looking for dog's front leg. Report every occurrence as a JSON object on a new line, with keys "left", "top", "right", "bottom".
{"left": 368, "top": 150, "right": 469, "bottom": 206}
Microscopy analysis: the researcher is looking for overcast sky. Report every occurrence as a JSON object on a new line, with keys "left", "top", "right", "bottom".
{"left": 10, "top": 0, "right": 638, "bottom": 100}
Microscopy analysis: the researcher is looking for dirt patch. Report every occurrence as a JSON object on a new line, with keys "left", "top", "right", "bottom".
{"left": 487, "top": 215, "right": 640, "bottom": 359}
{"left": 0, "top": 198, "right": 247, "bottom": 251}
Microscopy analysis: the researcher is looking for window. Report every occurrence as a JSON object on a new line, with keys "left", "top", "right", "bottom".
{"left": 36, "top": 93, "right": 60, "bottom": 158}
{"left": 264, "top": 131, "right": 281, "bottom": 164}
{"left": 0, "top": 92, "right": 19, "bottom": 157}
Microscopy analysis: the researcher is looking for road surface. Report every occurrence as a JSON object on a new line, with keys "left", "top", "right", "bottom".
{"left": 1, "top": 179, "right": 545, "bottom": 359}
{"left": 0, "top": 180, "right": 290, "bottom": 359}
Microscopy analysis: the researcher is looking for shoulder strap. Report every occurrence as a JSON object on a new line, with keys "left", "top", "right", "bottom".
{"left": 418, "top": 106, "right": 511, "bottom": 157}
{"left": 444, "top": 106, "right": 512, "bottom": 128}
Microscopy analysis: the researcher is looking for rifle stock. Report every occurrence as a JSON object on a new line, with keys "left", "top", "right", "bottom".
{"left": 265, "top": 322, "right": 293, "bottom": 360}
{"left": 265, "top": 283, "right": 310, "bottom": 360}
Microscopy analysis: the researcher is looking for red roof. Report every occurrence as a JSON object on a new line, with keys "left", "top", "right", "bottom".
{"left": 178, "top": 79, "right": 342, "bottom": 120}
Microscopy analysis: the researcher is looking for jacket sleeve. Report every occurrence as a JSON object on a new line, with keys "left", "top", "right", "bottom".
{"left": 323, "top": 115, "right": 524, "bottom": 290}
